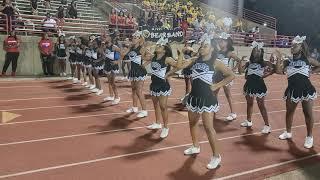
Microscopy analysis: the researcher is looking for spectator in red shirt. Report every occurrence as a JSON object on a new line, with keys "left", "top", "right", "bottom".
{"left": 38, "top": 32, "right": 54, "bottom": 76}
{"left": 1, "top": 30, "right": 20, "bottom": 77}
{"left": 109, "top": 8, "right": 117, "bottom": 25}
{"left": 117, "top": 11, "right": 126, "bottom": 25}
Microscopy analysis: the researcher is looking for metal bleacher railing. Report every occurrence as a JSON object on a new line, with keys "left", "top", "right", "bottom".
{"left": 1, "top": 15, "right": 292, "bottom": 48}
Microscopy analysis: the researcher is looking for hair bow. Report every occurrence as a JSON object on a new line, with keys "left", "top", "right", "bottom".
{"left": 156, "top": 36, "right": 169, "bottom": 46}
{"left": 251, "top": 41, "right": 264, "bottom": 49}
{"left": 218, "top": 32, "right": 231, "bottom": 40}
{"left": 292, "top": 35, "right": 306, "bottom": 44}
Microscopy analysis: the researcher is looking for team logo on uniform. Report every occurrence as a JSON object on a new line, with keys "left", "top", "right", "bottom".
{"left": 151, "top": 62, "right": 162, "bottom": 70}
{"left": 128, "top": 51, "right": 137, "bottom": 59}
{"left": 105, "top": 49, "right": 111, "bottom": 55}
{"left": 191, "top": 63, "right": 209, "bottom": 72}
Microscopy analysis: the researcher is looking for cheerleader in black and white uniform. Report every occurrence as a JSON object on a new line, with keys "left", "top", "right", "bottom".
{"left": 56, "top": 34, "right": 67, "bottom": 77}
{"left": 83, "top": 40, "right": 95, "bottom": 90}
{"left": 123, "top": 30, "right": 151, "bottom": 118}
{"left": 67, "top": 37, "right": 77, "bottom": 81}
{"left": 90, "top": 38, "right": 104, "bottom": 95}
{"left": 276, "top": 36, "right": 320, "bottom": 149}
{"left": 103, "top": 35, "right": 121, "bottom": 105}
{"left": 169, "top": 34, "right": 235, "bottom": 169}
{"left": 241, "top": 41, "right": 274, "bottom": 133}
{"left": 142, "top": 37, "right": 175, "bottom": 138}
{"left": 180, "top": 40, "right": 197, "bottom": 104}
{"left": 75, "top": 39, "right": 87, "bottom": 85}
{"left": 215, "top": 32, "right": 241, "bottom": 121}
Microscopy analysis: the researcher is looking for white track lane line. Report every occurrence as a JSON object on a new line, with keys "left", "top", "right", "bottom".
{"left": 0, "top": 106, "right": 319, "bottom": 146}
{"left": 0, "top": 97, "right": 301, "bottom": 126}
{"left": 0, "top": 89, "right": 285, "bottom": 110}
{"left": 213, "top": 153, "right": 320, "bottom": 180}
{"left": 0, "top": 123, "right": 318, "bottom": 179}
{"left": 0, "top": 86, "right": 45, "bottom": 89}
{"left": 0, "top": 93, "right": 285, "bottom": 111}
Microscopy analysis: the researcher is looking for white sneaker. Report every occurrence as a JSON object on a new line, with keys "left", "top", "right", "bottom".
{"left": 111, "top": 97, "right": 121, "bottom": 105}
{"left": 126, "top": 107, "right": 138, "bottom": 113}
{"left": 89, "top": 85, "right": 96, "bottom": 90}
{"left": 104, "top": 96, "right": 114, "bottom": 101}
{"left": 184, "top": 146, "right": 200, "bottom": 155}
{"left": 240, "top": 120, "right": 253, "bottom": 127}
{"left": 160, "top": 128, "right": 169, "bottom": 138}
{"left": 85, "top": 84, "right": 91, "bottom": 88}
{"left": 146, "top": 123, "right": 162, "bottom": 130}
{"left": 279, "top": 131, "right": 292, "bottom": 140}
{"left": 91, "top": 88, "right": 99, "bottom": 93}
{"left": 73, "top": 79, "right": 80, "bottom": 84}
{"left": 207, "top": 155, "right": 222, "bottom": 170}
{"left": 82, "top": 82, "right": 88, "bottom": 86}
{"left": 304, "top": 136, "right": 314, "bottom": 149}
{"left": 67, "top": 77, "right": 73, "bottom": 80}
{"left": 63, "top": 72, "right": 67, "bottom": 76}
{"left": 96, "top": 89, "right": 103, "bottom": 96}
{"left": 226, "top": 113, "right": 237, "bottom": 121}
{"left": 137, "top": 110, "right": 148, "bottom": 118}
{"left": 59, "top": 73, "right": 63, "bottom": 77}
{"left": 261, "top": 125, "right": 271, "bottom": 134}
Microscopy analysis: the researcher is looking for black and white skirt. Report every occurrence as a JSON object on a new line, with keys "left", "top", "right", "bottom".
{"left": 104, "top": 61, "right": 120, "bottom": 74}
{"left": 128, "top": 67, "right": 147, "bottom": 81}
{"left": 243, "top": 75, "right": 267, "bottom": 98}
{"left": 182, "top": 68, "right": 192, "bottom": 78}
{"left": 75, "top": 54, "right": 84, "bottom": 65}
{"left": 186, "top": 93, "right": 219, "bottom": 113}
{"left": 83, "top": 57, "right": 92, "bottom": 68}
{"left": 284, "top": 77, "right": 317, "bottom": 103}
{"left": 92, "top": 59, "right": 105, "bottom": 70}
{"left": 150, "top": 81, "right": 171, "bottom": 96}
{"left": 69, "top": 53, "right": 77, "bottom": 65}
{"left": 57, "top": 50, "right": 67, "bottom": 60}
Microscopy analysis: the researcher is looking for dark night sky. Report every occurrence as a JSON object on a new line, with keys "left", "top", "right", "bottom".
{"left": 244, "top": 0, "right": 320, "bottom": 47}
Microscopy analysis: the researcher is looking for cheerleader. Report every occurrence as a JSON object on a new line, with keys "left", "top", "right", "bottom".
{"left": 215, "top": 32, "right": 241, "bottom": 121}
{"left": 75, "top": 37, "right": 86, "bottom": 85}
{"left": 143, "top": 37, "right": 173, "bottom": 138}
{"left": 67, "top": 37, "right": 77, "bottom": 81}
{"left": 90, "top": 38, "right": 104, "bottom": 95}
{"left": 120, "top": 38, "right": 131, "bottom": 81}
{"left": 276, "top": 36, "right": 320, "bottom": 149}
{"left": 180, "top": 40, "right": 197, "bottom": 104}
{"left": 56, "top": 34, "right": 67, "bottom": 77}
{"left": 170, "top": 34, "right": 235, "bottom": 169}
{"left": 241, "top": 41, "right": 274, "bottom": 133}
{"left": 83, "top": 39, "right": 95, "bottom": 90}
{"left": 103, "top": 35, "right": 121, "bottom": 105}
{"left": 123, "top": 30, "right": 151, "bottom": 118}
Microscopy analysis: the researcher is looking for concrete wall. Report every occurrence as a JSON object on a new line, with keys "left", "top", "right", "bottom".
{"left": 0, "top": 35, "right": 289, "bottom": 76}
{"left": 0, "top": 35, "right": 65, "bottom": 76}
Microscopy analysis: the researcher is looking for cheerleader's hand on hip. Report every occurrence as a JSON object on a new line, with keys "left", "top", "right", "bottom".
{"left": 211, "top": 83, "right": 219, "bottom": 92}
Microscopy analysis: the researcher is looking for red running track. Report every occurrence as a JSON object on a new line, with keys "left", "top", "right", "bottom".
{"left": 0, "top": 75, "right": 320, "bottom": 180}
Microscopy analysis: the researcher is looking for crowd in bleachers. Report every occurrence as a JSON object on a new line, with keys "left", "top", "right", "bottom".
{"left": 139, "top": 0, "right": 246, "bottom": 36}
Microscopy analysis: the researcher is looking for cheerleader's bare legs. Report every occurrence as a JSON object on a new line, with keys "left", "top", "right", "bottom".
{"left": 214, "top": 85, "right": 236, "bottom": 121}
{"left": 106, "top": 72, "right": 120, "bottom": 104}
{"left": 245, "top": 96, "right": 269, "bottom": 126}
{"left": 80, "top": 65, "right": 87, "bottom": 86}
{"left": 131, "top": 80, "right": 147, "bottom": 117}
{"left": 86, "top": 67, "right": 95, "bottom": 89}
{"left": 92, "top": 69, "right": 102, "bottom": 95}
